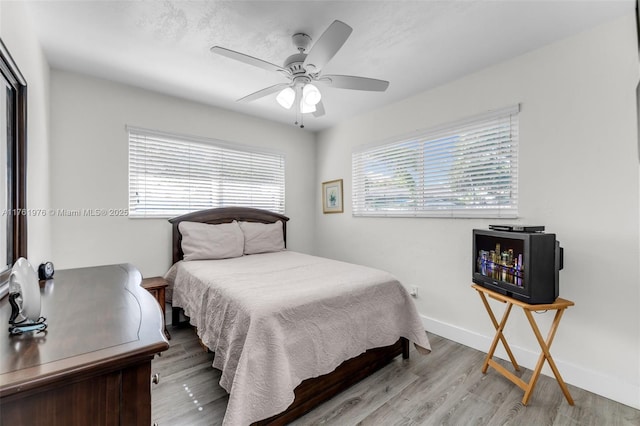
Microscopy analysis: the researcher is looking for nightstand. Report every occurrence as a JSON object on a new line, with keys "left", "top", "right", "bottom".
{"left": 141, "top": 276, "right": 171, "bottom": 340}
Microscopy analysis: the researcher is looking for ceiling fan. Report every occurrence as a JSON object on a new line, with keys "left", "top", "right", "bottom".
{"left": 210, "top": 20, "right": 389, "bottom": 127}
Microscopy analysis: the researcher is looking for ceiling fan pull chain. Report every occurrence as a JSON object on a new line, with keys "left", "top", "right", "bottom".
{"left": 295, "top": 85, "right": 302, "bottom": 127}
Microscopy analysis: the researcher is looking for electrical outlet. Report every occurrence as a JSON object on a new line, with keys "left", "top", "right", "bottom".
{"left": 410, "top": 286, "right": 419, "bottom": 298}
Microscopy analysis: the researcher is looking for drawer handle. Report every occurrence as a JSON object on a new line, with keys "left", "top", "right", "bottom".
{"left": 151, "top": 373, "right": 160, "bottom": 385}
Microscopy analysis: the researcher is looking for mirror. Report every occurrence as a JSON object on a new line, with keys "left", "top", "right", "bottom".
{"left": 0, "top": 38, "right": 27, "bottom": 299}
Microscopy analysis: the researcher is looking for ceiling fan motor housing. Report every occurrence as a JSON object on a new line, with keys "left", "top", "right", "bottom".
{"left": 292, "top": 33, "right": 312, "bottom": 52}
{"left": 292, "top": 75, "right": 311, "bottom": 87}
{"left": 284, "top": 52, "right": 308, "bottom": 75}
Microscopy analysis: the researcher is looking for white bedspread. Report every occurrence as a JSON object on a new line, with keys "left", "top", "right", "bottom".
{"left": 169, "top": 251, "right": 431, "bottom": 425}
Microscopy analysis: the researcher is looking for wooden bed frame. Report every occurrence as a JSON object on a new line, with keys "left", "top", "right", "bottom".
{"left": 168, "top": 207, "right": 409, "bottom": 425}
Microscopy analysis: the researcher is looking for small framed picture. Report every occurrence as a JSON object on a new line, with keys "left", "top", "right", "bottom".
{"left": 322, "top": 179, "right": 343, "bottom": 214}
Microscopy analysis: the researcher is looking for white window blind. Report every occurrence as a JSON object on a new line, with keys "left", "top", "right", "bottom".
{"left": 128, "top": 127, "right": 285, "bottom": 218}
{"left": 352, "top": 105, "right": 519, "bottom": 218}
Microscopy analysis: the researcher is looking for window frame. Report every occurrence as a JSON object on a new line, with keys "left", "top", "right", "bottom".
{"left": 127, "top": 127, "right": 286, "bottom": 218}
{"left": 352, "top": 105, "right": 519, "bottom": 218}
{"left": 0, "top": 39, "right": 27, "bottom": 300}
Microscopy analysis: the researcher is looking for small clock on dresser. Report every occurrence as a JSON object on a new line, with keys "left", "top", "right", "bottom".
{"left": 38, "top": 261, "right": 54, "bottom": 280}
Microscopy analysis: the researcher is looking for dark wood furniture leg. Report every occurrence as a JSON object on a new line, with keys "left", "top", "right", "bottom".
{"left": 401, "top": 336, "right": 410, "bottom": 359}
{"left": 172, "top": 306, "right": 191, "bottom": 327}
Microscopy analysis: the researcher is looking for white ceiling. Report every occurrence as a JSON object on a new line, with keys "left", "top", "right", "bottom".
{"left": 27, "top": 0, "right": 633, "bottom": 132}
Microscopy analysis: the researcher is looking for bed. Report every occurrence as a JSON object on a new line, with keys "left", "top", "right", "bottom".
{"left": 166, "top": 207, "right": 431, "bottom": 425}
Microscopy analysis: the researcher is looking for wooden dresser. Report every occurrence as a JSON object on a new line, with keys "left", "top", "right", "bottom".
{"left": 0, "top": 264, "right": 169, "bottom": 425}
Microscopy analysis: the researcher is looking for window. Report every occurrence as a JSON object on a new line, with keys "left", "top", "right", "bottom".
{"left": 352, "top": 105, "right": 519, "bottom": 218}
{"left": 128, "top": 127, "right": 285, "bottom": 218}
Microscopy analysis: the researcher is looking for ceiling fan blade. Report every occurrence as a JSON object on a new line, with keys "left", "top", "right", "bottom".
{"left": 318, "top": 74, "right": 389, "bottom": 92}
{"left": 303, "top": 20, "right": 352, "bottom": 73}
{"left": 237, "top": 83, "right": 290, "bottom": 103}
{"left": 211, "top": 46, "right": 288, "bottom": 75}
{"left": 312, "top": 100, "right": 326, "bottom": 117}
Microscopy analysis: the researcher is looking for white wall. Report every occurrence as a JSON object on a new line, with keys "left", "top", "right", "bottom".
{"left": 0, "top": 1, "right": 51, "bottom": 265}
{"left": 49, "top": 70, "right": 315, "bottom": 277}
{"left": 316, "top": 14, "right": 640, "bottom": 408}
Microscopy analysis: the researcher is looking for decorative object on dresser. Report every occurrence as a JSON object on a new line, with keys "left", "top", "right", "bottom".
{"left": 166, "top": 206, "right": 430, "bottom": 425}
{"left": 0, "top": 264, "right": 169, "bottom": 426}
{"left": 8, "top": 257, "right": 47, "bottom": 335}
{"left": 38, "top": 261, "right": 55, "bottom": 281}
{"left": 141, "top": 276, "right": 171, "bottom": 339}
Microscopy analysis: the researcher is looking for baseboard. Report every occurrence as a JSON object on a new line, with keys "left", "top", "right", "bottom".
{"left": 421, "top": 315, "right": 640, "bottom": 410}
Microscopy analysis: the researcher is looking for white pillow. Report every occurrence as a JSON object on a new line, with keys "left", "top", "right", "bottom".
{"left": 239, "top": 221, "right": 285, "bottom": 255}
{"left": 179, "top": 221, "right": 244, "bottom": 261}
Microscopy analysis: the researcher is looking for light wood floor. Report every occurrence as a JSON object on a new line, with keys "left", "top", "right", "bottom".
{"left": 152, "top": 323, "right": 639, "bottom": 425}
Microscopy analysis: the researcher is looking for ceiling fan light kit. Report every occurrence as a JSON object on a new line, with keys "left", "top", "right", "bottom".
{"left": 211, "top": 20, "right": 390, "bottom": 127}
{"left": 276, "top": 87, "right": 295, "bottom": 109}
{"left": 302, "top": 83, "right": 321, "bottom": 106}
{"left": 300, "top": 100, "right": 316, "bottom": 114}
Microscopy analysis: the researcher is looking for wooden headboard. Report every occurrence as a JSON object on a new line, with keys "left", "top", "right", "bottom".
{"left": 168, "top": 207, "right": 290, "bottom": 264}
